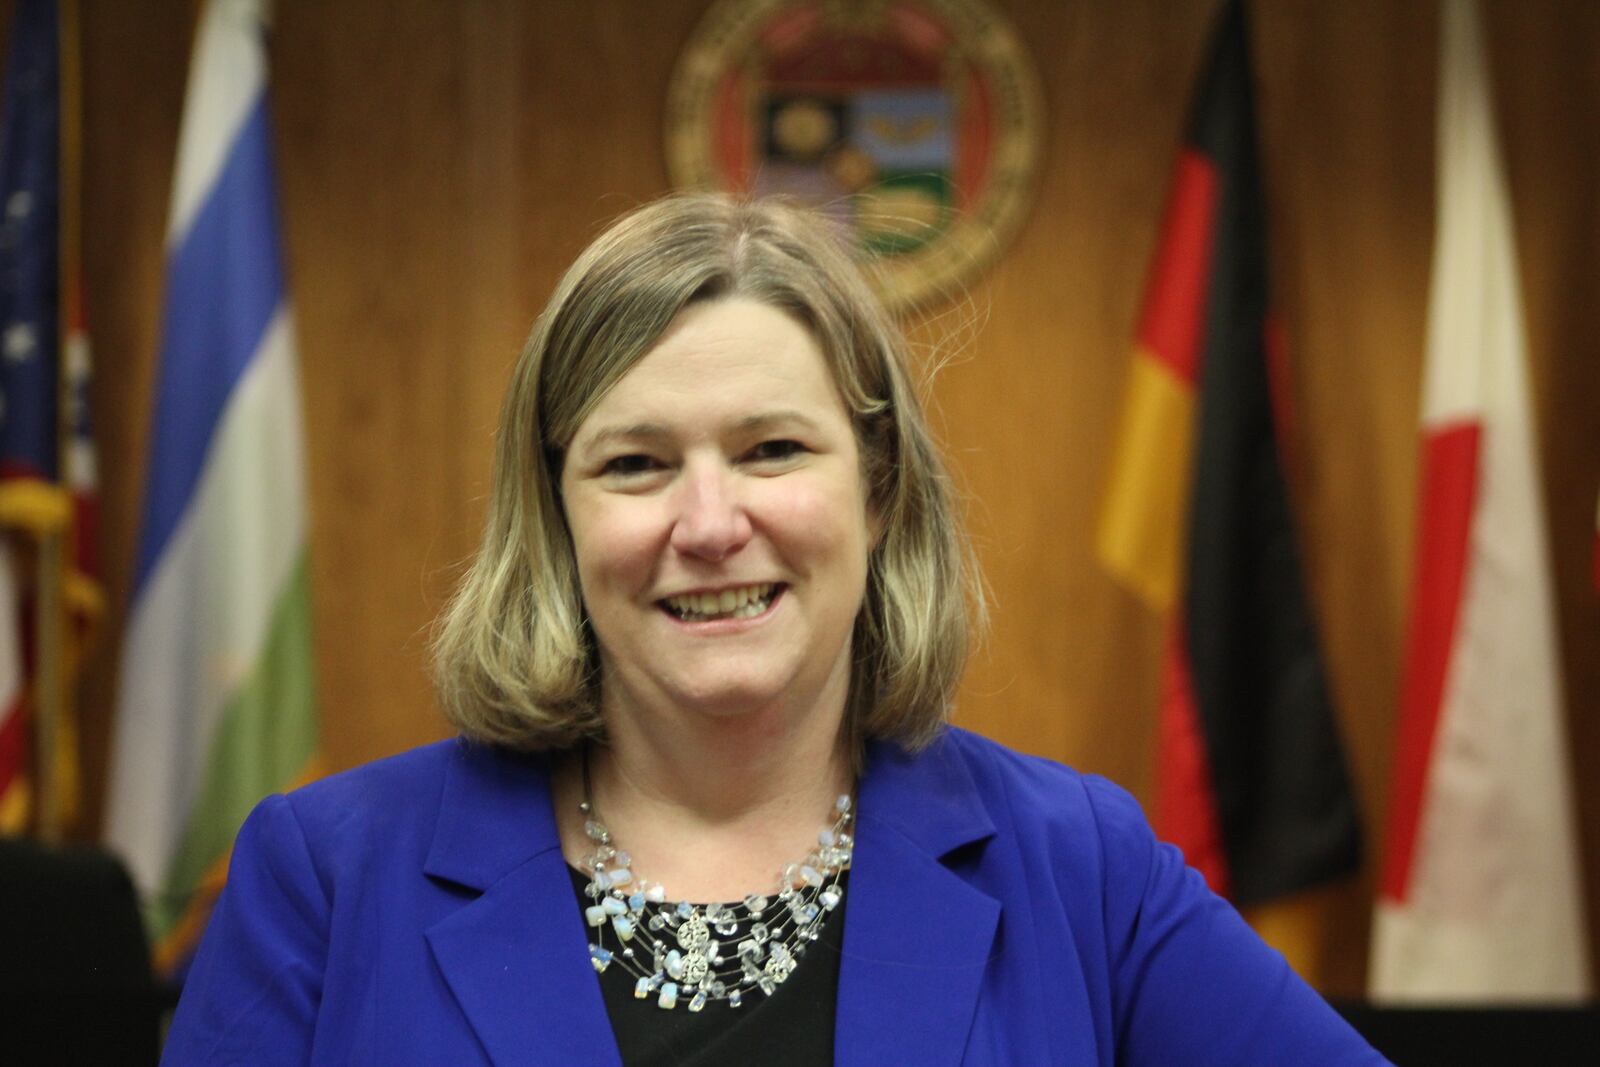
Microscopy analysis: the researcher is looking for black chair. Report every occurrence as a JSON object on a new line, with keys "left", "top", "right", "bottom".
{"left": 0, "top": 838, "right": 162, "bottom": 1066}
{"left": 1336, "top": 1001, "right": 1600, "bottom": 1066}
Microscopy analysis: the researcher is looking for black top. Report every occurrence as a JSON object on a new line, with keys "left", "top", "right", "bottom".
{"left": 569, "top": 865, "right": 846, "bottom": 1066}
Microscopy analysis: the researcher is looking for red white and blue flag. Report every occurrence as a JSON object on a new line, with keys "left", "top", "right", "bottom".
{"left": 0, "top": 0, "right": 98, "bottom": 834}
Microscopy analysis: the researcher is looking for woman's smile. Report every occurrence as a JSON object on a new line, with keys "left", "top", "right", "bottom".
{"left": 658, "top": 582, "right": 786, "bottom": 624}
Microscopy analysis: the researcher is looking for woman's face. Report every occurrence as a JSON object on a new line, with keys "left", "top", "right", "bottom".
{"left": 559, "top": 298, "right": 876, "bottom": 727}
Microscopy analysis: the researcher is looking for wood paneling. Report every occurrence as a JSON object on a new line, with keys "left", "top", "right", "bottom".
{"left": 56, "top": 0, "right": 1599, "bottom": 996}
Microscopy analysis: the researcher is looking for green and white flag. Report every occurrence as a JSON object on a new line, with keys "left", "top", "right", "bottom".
{"left": 105, "top": 0, "right": 318, "bottom": 975}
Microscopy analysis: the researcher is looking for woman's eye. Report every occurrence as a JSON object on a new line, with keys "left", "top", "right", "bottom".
{"left": 746, "top": 439, "right": 806, "bottom": 463}
{"left": 601, "top": 454, "right": 661, "bottom": 476}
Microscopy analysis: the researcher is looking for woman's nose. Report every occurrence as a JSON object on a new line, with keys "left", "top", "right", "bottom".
{"left": 669, "top": 463, "right": 753, "bottom": 561}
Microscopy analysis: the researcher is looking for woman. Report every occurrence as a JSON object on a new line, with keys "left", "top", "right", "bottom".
{"left": 161, "top": 195, "right": 1388, "bottom": 1065}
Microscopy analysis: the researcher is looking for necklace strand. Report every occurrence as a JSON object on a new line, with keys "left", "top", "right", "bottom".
{"left": 578, "top": 751, "right": 853, "bottom": 1011}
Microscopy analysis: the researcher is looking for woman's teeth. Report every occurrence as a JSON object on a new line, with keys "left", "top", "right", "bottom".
{"left": 663, "top": 583, "right": 776, "bottom": 621}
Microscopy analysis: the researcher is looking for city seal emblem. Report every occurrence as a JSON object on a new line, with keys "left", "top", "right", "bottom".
{"left": 666, "top": 0, "right": 1043, "bottom": 311}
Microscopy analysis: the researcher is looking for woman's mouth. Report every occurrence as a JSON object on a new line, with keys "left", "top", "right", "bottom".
{"left": 659, "top": 583, "right": 783, "bottom": 622}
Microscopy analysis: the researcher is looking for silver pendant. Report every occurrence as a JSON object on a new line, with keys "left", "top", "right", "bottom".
{"left": 676, "top": 913, "right": 710, "bottom": 953}
{"left": 680, "top": 953, "right": 709, "bottom": 985}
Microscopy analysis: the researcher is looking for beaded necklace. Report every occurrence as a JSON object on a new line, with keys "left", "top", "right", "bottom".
{"left": 578, "top": 750, "right": 853, "bottom": 1012}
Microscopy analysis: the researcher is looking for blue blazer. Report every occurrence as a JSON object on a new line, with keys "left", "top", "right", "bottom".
{"left": 162, "top": 728, "right": 1387, "bottom": 1065}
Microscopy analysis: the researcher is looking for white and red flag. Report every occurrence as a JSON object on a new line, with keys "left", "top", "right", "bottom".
{"left": 1370, "top": 0, "right": 1590, "bottom": 1000}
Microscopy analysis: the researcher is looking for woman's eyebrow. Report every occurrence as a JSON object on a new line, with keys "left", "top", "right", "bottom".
{"left": 582, "top": 411, "right": 823, "bottom": 451}
{"left": 735, "top": 410, "right": 823, "bottom": 435}
{"left": 580, "top": 423, "right": 672, "bottom": 452}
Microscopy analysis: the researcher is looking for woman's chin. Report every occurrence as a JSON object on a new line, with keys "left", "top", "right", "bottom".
{"left": 598, "top": 640, "right": 854, "bottom": 734}
{"left": 660, "top": 681, "right": 791, "bottom": 721}
{"left": 622, "top": 670, "right": 832, "bottom": 730}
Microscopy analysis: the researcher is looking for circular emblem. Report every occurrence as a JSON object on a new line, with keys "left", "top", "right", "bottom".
{"left": 666, "top": 0, "right": 1043, "bottom": 311}
{"left": 676, "top": 914, "right": 711, "bottom": 953}
{"left": 681, "top": 953, "right": 710, "bottom": 984}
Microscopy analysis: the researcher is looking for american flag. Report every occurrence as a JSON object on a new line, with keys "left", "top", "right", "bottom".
{"left": 0, "top": 0, "right": 98, "bottom": 835}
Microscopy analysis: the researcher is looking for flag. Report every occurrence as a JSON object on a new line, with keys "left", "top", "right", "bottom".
{"left": 1369, "top": 0, "right": 1590, "bottom": 1001}
{"left": 1096, "top": 0, "right": 1362, "bottom": 964}
{"left": 105, "top": 0, "right": 319, "bottom": 978}
{"left": 0, "top": 0, "right": 100, "bottom": 836}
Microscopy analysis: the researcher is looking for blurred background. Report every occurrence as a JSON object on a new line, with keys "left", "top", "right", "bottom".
{"left": 2, "top": 0, "right": 1595, "bottom": 1016}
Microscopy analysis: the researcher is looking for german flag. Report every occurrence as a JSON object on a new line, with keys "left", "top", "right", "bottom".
{"left": 1098, "top": 0, "right": 1362, "bottom": 950}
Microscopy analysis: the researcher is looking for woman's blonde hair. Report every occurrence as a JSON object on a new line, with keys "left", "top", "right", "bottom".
{"left": 433, "top": 193, "right": 981, "bottom": 752}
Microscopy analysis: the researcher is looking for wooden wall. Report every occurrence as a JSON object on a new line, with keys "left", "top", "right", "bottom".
{"left": 53, "top": 0, "right": 1600, "bottom": 997}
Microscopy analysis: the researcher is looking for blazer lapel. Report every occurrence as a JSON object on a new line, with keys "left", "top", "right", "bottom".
{"left": 834, "top": 737, "right": 1000, "bottom": 1067}
{"left": 422, "top": 742, "right": 622, "bottom": 1067}
{"left": 418, "top": 736, "right": 998, "bottom": 1066}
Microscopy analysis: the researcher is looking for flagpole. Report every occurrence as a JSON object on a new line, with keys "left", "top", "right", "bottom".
{"left": 33, "top": 0, "right": 87, "bottom": 844}
{"left": 31, "top": 532, "right": 63, "bottom": 841}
